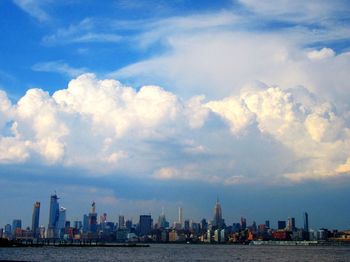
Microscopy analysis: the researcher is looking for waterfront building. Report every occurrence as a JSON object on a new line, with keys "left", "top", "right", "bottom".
{"left": 47, "top": 194, "right": 60, "bottom": 238}
{"left": 4, "top": 224, "right": 11, "bottom": 238}
{"left": 265, "top": 220, "right": 270, "bottom": 229}
{"left": 287, "top": 217, "right": 296, "bottom": 231}
{"left": 31, "top": 201, "right": 40, "bottom": 238}
{"left": 139, "top": 215, "right": 152, "bottom": 236}
{"left": 184, "top": 219, "right": 190, "bottom": 231}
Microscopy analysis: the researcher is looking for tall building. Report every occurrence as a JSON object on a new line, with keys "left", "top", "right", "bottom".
{"left": 303, "top": 212, "right": 309, "bottom": 232}
{"left": 265, "top": 220, "right": 270, "bottom": 229}
{"left": 47, "top": 194, "right": 60, "bottom": 238}
{"left": 287, "top": 217, "right": 295, "bottom": 231}
{"left": 241, "top": 217, "right": 247, "bottom": 230}
{"left": 278, "top": 220, "right": 286, "bottom": 230}
{"left": 57, "top": 207, "right": 66, "bottom": 238}
{"left": 12, "top": 219, "right": 22, "bottom": 237}
{"left": 213, "top": 198, "right": 224, "bottom": 229}
{"left": 178, "top": 207, "right": 183, "bottom": 227}
{"left": 31, "top": 201, "right": 40, "bottom": 238}
{"left": 88, "top": 201, "right": 98, "bottom": 233}
{"left": 139, "top": 215, "right": 152, "bottom": 236}
{"left": 118, "top": 215, "right": 125, "bottom": 229}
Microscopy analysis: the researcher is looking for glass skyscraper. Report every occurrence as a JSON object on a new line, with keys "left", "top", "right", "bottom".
{"left": 47, "top": 194, "right": 60, "bottom": 238}
{"left": 31, "top": 201, "right": 40, "bottom": 238}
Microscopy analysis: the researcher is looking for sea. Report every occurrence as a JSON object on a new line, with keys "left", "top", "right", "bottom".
{"left": 0, "top": 244, "right": 349, "bottom": 261}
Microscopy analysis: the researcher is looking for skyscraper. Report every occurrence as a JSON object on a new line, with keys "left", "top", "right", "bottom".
{"left": 31, "top": 201, "right": 40, "bottom": 238}
{"left": 139, "top": 215, "right": 152, "bottom": 236}
{"left": 118, "top": 215, "right": 125, "bottom": 229}
{"left": 12, "top": 219, "right": 22, "bottom": 237}
{"left": 47, "top": 194, "right": 60, "bottom": 238}
{"left": 213, "top": 198, "right": 223, "bottom": 229}
{"left": 303, "top": 212, "right": 309, "bottom": 232}
{"left": 57, "top": 207, "right": 66, "bottom": 238}
{"left": 178, "top": 207, "right": 183, "bottom": 227}
{"left": 88, "top": 201, "right": 98, "bottom": 233}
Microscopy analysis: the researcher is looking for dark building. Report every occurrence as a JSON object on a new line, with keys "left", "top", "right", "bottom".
{"left": 278, "top": 220, "right": 286, "bottom": 230}
{"left": 201, "top": 218, "right": 208, "bottom": 232}
{"left": 139, "top": 215, "right": 152, "bottom": 236}
{"left": 31, "top": 201, "right": 40, "bottom": 238}
{"left": 303, "top": 212, "right": 309, "bottom": 232}
{"left": 241, "top": 217, "right": 247, "bottom": 230}
{"left": 265, "top": 220, "right": 270, "bottom": 229}
{"left": 213, "top": 198, "right": 224, "bottom": 229}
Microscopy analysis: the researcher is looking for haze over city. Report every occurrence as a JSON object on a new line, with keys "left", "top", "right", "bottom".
{"left": 0, "top": 0, "right": 350, "bottom": 230}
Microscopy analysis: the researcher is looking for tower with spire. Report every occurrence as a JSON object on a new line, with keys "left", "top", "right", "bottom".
{"left": 213, "top": 197, "right": 224, "bottom": 229}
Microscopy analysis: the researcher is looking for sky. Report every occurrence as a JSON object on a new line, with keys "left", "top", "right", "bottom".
{"left": 0, "top": 0, "right": 350, "bottom": 230}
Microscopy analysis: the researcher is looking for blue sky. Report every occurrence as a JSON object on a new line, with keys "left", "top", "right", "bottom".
{"left": 1, "top": 0, "right": 350, "bottom": 230}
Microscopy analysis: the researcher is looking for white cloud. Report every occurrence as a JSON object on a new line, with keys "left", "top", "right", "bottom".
{"left": 13, "top": 0, "right": 50, "bottom": 21}
{"left": 307, "top": 48, "right": 335, "bottom": 60}
{"left": 32, "top": 61, "right": 87, "bottom": 78}
{"left": 1, "top": 72, "right": 350, "bottom": 183}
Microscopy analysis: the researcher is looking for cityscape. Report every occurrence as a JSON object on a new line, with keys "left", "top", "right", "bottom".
{"left": 1, "top": 193, "right": 349, "bottom": 245}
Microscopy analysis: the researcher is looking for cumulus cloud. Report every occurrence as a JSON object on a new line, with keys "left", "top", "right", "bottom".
{"left": 307, "top": 48, "right": 335, "bottom": 60}
{"left": 0, "top": 73, "right": 350, "bottom": 183}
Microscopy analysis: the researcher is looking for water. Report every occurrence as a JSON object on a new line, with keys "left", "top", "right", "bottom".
{"left": 0, "top": 244, "right": 349, "bottom": 261}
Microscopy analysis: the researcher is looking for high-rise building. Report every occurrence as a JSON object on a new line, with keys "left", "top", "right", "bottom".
{"left": 57, "top": 207, "right": 66, "bottom": 238}
{"left": 12, "top": 219, "right": 22, "bottom": 237}
{"left": 47, "top": 194, "right": 60, "bottom": 238}
{"left": 184, "top": 220, "right": 190, "bottom": 231}
{"left": 303, "top": 212, "right": 309, "bottom": 232}
{"left": 31, "top": 201, "right": 40, "bottom": 238}
{"left": 213, "top": 198, "right": 224, "bottom": 229}
{"left": 139, "top": 215, "right": 152, "bottom": 236}
{"left": 83, "top": 214, "right": 89, "bottom": 232}
{"left": 178, "top": 207, "right": 183, "bottom": 228}
{"left": 118, "top": 215, "right": 125, "bottom": 229}
{"left": 265, "top": 220, "right": 270, "bottom": 229}
{"left": 88, "top": 201, "right": 98, "bottom": 233}
{"left": 240, "top": 217, "right": 247, "bottom": 230}
{"left": 278, "top": 220, "right": 286, "bottom": 230}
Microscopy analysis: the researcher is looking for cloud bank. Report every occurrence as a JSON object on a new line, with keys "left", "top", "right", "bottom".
{"left": 1, "top": 73, "right": 349, "bottom": 184}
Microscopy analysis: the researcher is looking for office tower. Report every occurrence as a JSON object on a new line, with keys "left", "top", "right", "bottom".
{"left": 139, "top": 215, "right": 152, "bottom": 236}
{"left": 4, "top": 224, "right": 11, "bottom": 238}
{"left": 265, "top": 220, "right": 270, "bottom": 229}
{"left": 12, "top": 219, "right": 22, "bottom": 237}
{"left": 57, "top": 207, "right": 66, "bottom": 238}
{"left": 184, "top": 220, "right": 190, "bottom": 231}
{"left": 83, "top": 214, "right": 89, "bottom": 232}
{"left": 100, "top": 213, "right": 107, "bottom": 224}
{"left": 178, "top": 207, "right": 183, "bottom": 227}
{"left": 303, "top": 212, "right": 309, "bottom": 232}
{"left": 118, "top": 215, "right": 125, "bottom": 229}
{"left": 73, "top": 221, "right": 82, "bottom": 230}
{"left": 278, "top": 220, "right": 286, "bottom": 230}
{"left": 240, "top": 217, "right": 247, "bottom": 230}
{"left": 126, "top": 220, "right": 133, "bottom": 230}
{"left": 47, "top": 193, "right": 60, "bottom": 238}
{"left": 158, "top": 209, "right": 168, "bottom": 229}
{"left": 88, "top": 201, "right": 98, "bottom": 233}
{"left": 201, "top": 218, "right": 208, "bottom": 232}
{"left": 31, "top": 201, "right": 40, "bottom": 238}
{"left": 213, "top": 198, "right": 223, "bottom": 229}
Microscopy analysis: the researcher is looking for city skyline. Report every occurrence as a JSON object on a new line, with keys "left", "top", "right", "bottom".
{"left": 1, "top": 1, "right": 350, "bottom": 231}
{"left": 0, "top": 193, "right": 344, "bottom": 233}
